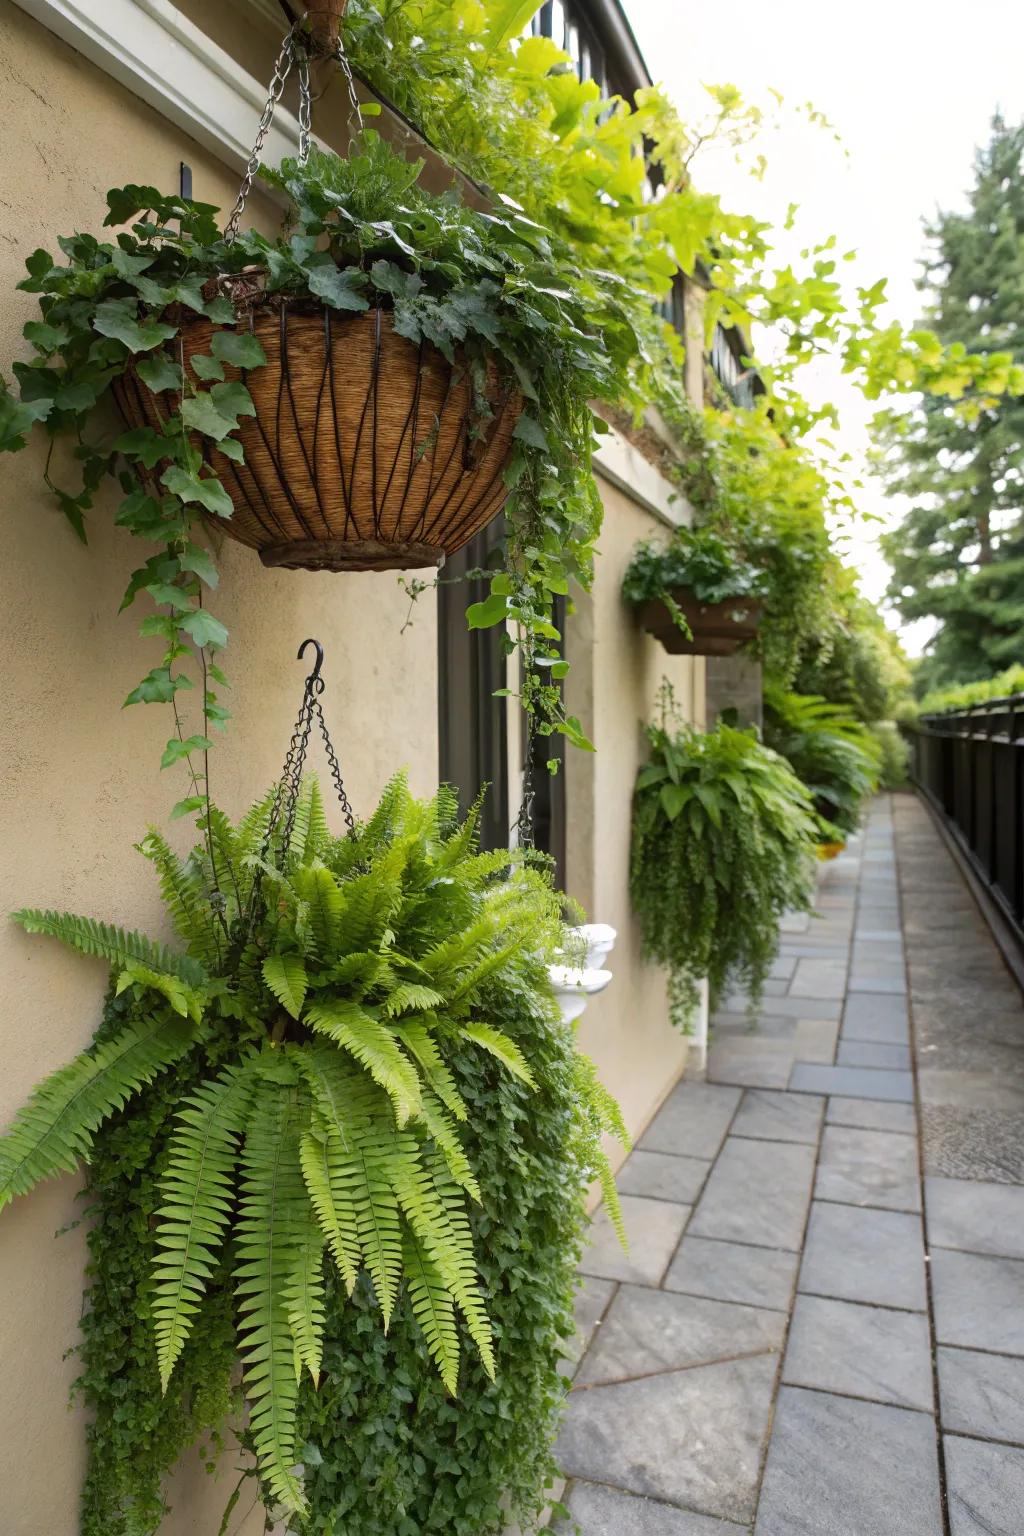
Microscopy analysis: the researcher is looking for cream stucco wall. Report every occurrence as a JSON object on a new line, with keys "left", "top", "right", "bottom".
{"left": 565, "top": 473, "right": 705, "bottom": 1161}
{"left": 0, "top": 8, "right": 436, "bottom": 1533}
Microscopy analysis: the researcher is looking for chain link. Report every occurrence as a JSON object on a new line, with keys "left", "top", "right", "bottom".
{"left": 224, "top": 21, "right": 365, "bottom": 247}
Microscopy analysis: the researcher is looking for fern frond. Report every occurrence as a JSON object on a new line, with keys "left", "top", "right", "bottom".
{"left": 306, "top": 1001, "right": 421, "bottom": 1125}
{"left": 235, "top": 1085, "right": 311, "bottom": 1516}
{"left": 402, "top": 1229, "right": 460, "bottom": 1395}
{"left": 292, "top": 866, "right": 343, "bottom": 959}
{"left": 137, "top": 832, "right": 222, "bottom": 969}
{"left": 115, "top": 960, "right": 206, "bottom": 1022}
{"left": 461, "top": 1023, "right": 536, "bottom": 1087}
{"left": 262, "top": 955, "right": 308, "bottom": 1021}
{"left": 393, "top": 1021, "right": 467, "bottom": 1121}
{"left": 381, "top": 982, "right": 447, "bottom": 1018}
{"left": 152, "top": 1061, "right": 254, "bottom": 1388}
{"left": 418, "top": 1092, "right": 478, "bottom": 1201}
{"left": 284, "top": 1204, "right": 326, "bottom": 1386}
{"left": 295, "top": 1045, "right": 368, "bottom": 1292}
{"left": 0, "top": 1014, "right": 197, "bottom": 1210}
{"left": 12, "top": 909, "right": 204, "bottom": 986}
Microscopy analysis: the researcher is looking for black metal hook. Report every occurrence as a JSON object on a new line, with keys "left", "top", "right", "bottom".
{"left": 298, "top": 637, "right": 325, "bottom": 693}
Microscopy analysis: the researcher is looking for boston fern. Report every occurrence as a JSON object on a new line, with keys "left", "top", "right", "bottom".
{"left": 630, "top": 693, "right": 818, "bottom": 1024}
{"left": 764, "top": 687, "right": 881, "bottom": 839}
{"left": 0, "top": 131, "right": 641, "bottom": 778}
{"left": 1, "top": 776, "right": 623, "bottom": 1524}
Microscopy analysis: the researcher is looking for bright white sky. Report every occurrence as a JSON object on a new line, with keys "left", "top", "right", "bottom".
{"left": 627, "top": 0, "right": 1024, "bottom": 652}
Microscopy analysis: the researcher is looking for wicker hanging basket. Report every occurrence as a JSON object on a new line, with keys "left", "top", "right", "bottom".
{"left": 113, "top": 287, "right": 522, "bottom": 572}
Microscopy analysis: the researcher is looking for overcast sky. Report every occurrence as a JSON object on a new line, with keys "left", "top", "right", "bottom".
{"left": 626, "top": 0, "right": 1024, "bottom": 650}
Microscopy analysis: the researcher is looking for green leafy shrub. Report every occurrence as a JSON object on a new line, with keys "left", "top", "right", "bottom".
{"left": 869, "top": 721, "right": 911, "bottom": 790}
{"left": 622, "top": 527, "right": 767, "bottom": 610}
{"left": 630, "top": 693, "right": 817, "bottom": 1024}
{"left": 1, "top": 131, "right": 639, "bottom": 767}
{"left": 1, "top": 777, "right": 624, "bottom": 1530}
{"left": 764, "top": 688, "right": 881, "bottom": 838}
{"left": 916, "top": 661, "right": 1024, "bottom": 715}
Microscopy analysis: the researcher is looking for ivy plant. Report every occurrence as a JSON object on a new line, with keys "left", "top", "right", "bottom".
{"left": 0, "top": 776, "right": 625, "bottom": 1527}
{"left": 1, "top": 132, "right": 644, "bottom": 790}
{"left": 622, "top": 526, "right": 767, "bottom": 637}
{"left": 630, "top": 687, "right": 818, "bottom": 1024}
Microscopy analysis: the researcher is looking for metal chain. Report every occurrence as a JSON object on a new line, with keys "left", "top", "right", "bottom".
{"left": 312, "top": 697, "right": 357, "bottom": 836}
{"left": 223, "top": 21, "right": 365, "bottom": 246}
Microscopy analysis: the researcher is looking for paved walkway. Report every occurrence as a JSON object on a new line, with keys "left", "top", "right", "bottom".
{"left": 555, "top": 793, "right": 1024, "bottom": 1535}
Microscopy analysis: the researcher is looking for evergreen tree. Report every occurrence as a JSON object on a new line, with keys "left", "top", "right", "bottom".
{"left": 880, "top": 114, "right": 1024, "bottom": 692}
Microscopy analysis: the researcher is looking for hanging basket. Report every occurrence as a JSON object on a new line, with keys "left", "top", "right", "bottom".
{"left": 113, "top": 288, "right": 523, "bottom": 572}
{"left": 637, "top": 587, "right": 763, "bottom": 656}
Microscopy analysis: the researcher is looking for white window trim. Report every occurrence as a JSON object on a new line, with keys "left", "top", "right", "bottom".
{"left": 11, "top": 0, "right": 303, "bottom": 172}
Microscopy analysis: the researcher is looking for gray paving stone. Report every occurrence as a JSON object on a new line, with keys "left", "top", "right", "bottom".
{"left": 754, "top": 1387, "right": 942, "bottom": 1536}
{"left": 575, "top": 1284, "right": 784, "bottom": 1386}
{"left": 707, "top": 1037, "right": 793, "bottom": 1090}
{"left": 617, "top": 1150, "right": 711, "bottom": 1204}
{"left": 799, "top": 1202, "right": 927, "bottom": 1310}
{"left": 790, "top": 958, "right": 847, "bottom": 1000}
{"left": 793, "top": 1018, "right": 839, "bottom": 1063}
{"left": 932, "top": 1249, "right": 1024, "bottom": 1354}
{"left": 855, "top": 927, "right": 903, "bottom": 941}
{"left": 739, "top": 994, "right": 843, "bottom": 1021}
{"left": 557, "top": 1353, "right": 777, "bottom": 1523}
{"left": 848, "top": 974, "right": 908, "bottom": 995}
{"left": 769, "top": 953, "right": 797, "bottom": 981}
{"left": 580, "top": 1195, "right": 689, "bottom": 1287}
{"left": 945, "top": 1434, "right": 1024, "bottom": 1535}
{"left": 926, "top": 1176, "right": 1024, "bottom": 1259}
{"left": 814, "top": 1124, "right": 921, "bottom": 1213}
{"left": 826, "top": 1096, "right": 917, "bottom": 1135}
{"left": 639, "top": 1082, "right": 741, "bottom": 1160}
{"left": 789, "top": 1062, "right": 913, "bottom": 1102}
{"left": 938, "top": 1346, "right": 1024, "bottom": 1445}
{"left": 842, "top": 993, "right": 910, "bottom": 1042}
{"left": 561, "top": 1276, "right": 615, "bottom": 1379}
{"left": 836, "top": 1038, "right": 912, "bottom": 1070}
{"left": 689, "top": 1137, "right": 816, "bottom": 1252}
{"left": 663, "top": 1236, "right": 798, "bottom": 1312}
{"left": 554, "top": 1482, "right": 749, "bottom": 1535}
{"left": 731, "top": 1089, "right": 824, "bottom": 1144}
{"left": 783, "top": 1293, "right": 933, "bottom": 1411}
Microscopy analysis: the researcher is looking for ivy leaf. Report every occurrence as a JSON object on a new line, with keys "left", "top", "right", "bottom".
{"left": 210, "top": 331, "right": 267, "bottom": 369}
{"left": 216, "top": 436, "right": 245, "bottom": 463}
{"left": 23, "top": 320, "right": 68, "bottom": 353}
{"left": 115, "top": 426, "right": 167, "bottom": 469}
{"left": 210, "top": 380, "right": 256, "bottom": 428}
{"left": 512, "top": 414, "right": 549, "bottom": 451}
{"left": 161, "top": 466, "right": 233, "bottom": 517}
{"left": 178, "top": 545, "right": 219, "bottom": 588}
{"left": 203, "top": 295, "right": 237, "bottom": 324}
{"left": 181, "top": 394, "right": 236, "bottom": 441}
{"left": 170, "top": 795, "right": 207, "bottom": 820}
{"left": 123, "top": 667, "right": 191, "bottom": 706}
{"left": 0, "top": 389, "right": 51, "bottom": 452}
{"left": 178, "top": 610, "right": 228, "bottom": 649}
{"left": 192, "top": 354, "right": 225, "bottom": 382}
{"left": 93, "top": 298, "right": 176, "bottom": 354}
{"left": 161, "top": 735, "right": 214, "bottom": 768}
{"left": 303, "top": 258, "right": 370, "bottom": 311}
{"left": 145, "top": 581, "right": 194, "bottom": 612}
{"left": 466, "top": 593, "right": 509, "bottom": 630}
{"left": 136, "top": 354, "right": 182, "bottom": 393}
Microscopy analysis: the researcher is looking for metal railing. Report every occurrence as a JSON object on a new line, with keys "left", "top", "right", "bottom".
{"left": 907, "top": 694, "right": 1024, "bottom": 945}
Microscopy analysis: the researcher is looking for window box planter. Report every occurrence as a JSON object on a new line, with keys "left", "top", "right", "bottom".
{"left": 637, "top": 588, "right": 763, "bottom": 656}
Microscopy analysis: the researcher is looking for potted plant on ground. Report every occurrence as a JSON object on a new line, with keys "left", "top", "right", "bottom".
{"left": 1, "top": 776, "right": 626, "bottom": 1532}
{"left": 622, "top": 527, "right": 767, "bottom": 655}
{"left": 630, "top": 686, "right": 818, "bottom": 1025}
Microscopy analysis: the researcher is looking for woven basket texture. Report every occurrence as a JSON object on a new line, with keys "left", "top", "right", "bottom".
{"left": 114, "top": 301, "right": 522, "bottom": 571}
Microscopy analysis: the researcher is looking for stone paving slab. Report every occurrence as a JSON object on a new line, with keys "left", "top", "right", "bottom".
{"left": 555, "top": 1482, "right": 749, "bottom": 1535}
{"left": 825, "top": 1095, "right": 917, "bottom": 1135}
{"left": 799, "top": 1201, "right": 927, "bottom": 1310}
{"left": 562, "top": 1277, "right": 616, "bottom": 1379}
{"left": 925, "top": 1175, "right": 1024, "bottom": 1259}
{"left": 788, "top": 1062, "right": 914, "bottom": 1101}
{"left": 754, "top": 1387, "right": 942, "bottom": 1536}
{"left": 575, "top": 1284, "right": 784, "bottom": 1386}
{"left": 729, "top": 1088, "right": 824, "bottom": 1144}
{"left": 937, "top": 1345, "right": 1024, "bottom": 1445}
{"left": 617, "top": 1150, "right": 712, "bottom": 1204}
{"left": 688, "top": 1137, "right": 816, "bottom": 1252}
{"left": 558, "top": 1354, "right": 777, "bottom": 1524}
{"left": 944, "top": 1434, "right": 1024, "bottom": 1536}
{"left": 836, "top": 1038, "right": 912, "bottom": 1070}
{"left": 841, "top": 992, "right": 909, "bottom": 1042}
{"left": 814, "top": 1124, "right": 921, "bottom": 1213}
{"left": 783, "top": 1293, "right": 933, "bottom": 1411}
{"left": 663, "top": 1237, "right": 798, "bottom": 1313}
{"left": 580, "top": 1195, "right": 689, "bottom": 1287}
{"left": 639, "top": 1082, "right": 740, "bottom": 1160}
{"left": 931, "top": 1248, "right": 1024, "bottom": 1354}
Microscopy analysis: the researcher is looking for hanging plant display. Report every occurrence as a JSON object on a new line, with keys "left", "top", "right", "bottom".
{"left": 0, "top": 657, "right": 626, "bottom": 1529}
{"left": 0, "top": 24, "right": 638, "bottom": 774}
{"left": 622, "top": 528, "right": 767, "bottom": 656}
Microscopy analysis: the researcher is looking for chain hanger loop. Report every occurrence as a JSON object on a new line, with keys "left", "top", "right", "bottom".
{"left": 223, "top": 18, "right": 365, "bottom": 246}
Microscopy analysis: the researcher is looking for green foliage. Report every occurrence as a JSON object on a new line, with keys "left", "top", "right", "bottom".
{"left": 630, "top": 688, "right": 817, "bottom": 1024}
{"left": 622, "top": 526, "right": 767, "bottom": 614}
{"left": 868, "top": 721, "right": 911, "bottom": 791}
{"left": 878, "top": 115, "right": 1024, "bottom": 691}
{"left": 793, "top": 574, "right": 910, "bottom": 724}
{"left": 764, "top": 688, "right": 881, "bottom": 839}
{"left": 2, "top": 776, "right": 624, "bottom": 1528}
{"left": 1, "top": 131, "right": 641, "bottom": 776}
{"left": 915, "top": 661, "right": 1024, "bottom": 715}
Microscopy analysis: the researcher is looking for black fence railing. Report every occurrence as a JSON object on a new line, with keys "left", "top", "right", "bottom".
{"left": 907, "top": 694, "right": 1024, "bottom": 946}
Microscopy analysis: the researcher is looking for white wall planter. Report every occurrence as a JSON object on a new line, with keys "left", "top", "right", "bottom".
{"left": 548, "top": 925, "right": 616, "bottom": 1025}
